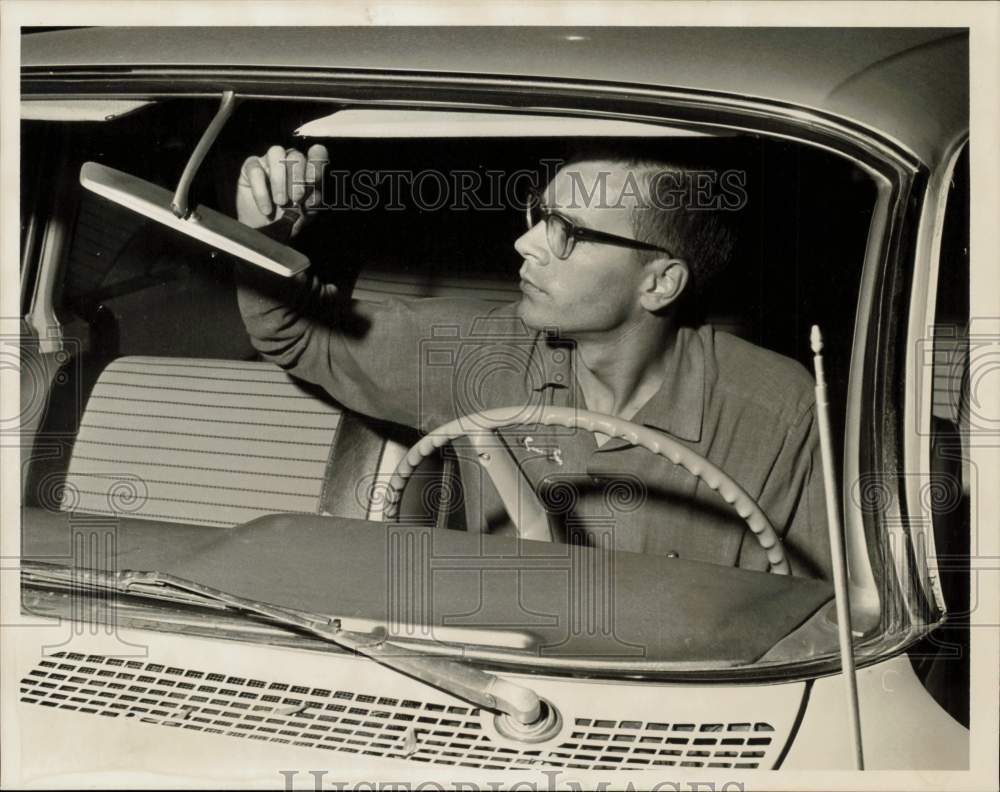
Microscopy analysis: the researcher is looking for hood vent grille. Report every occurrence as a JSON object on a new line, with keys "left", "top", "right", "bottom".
{"left": 20, "top": 653, "right": 778, "bottom": 769}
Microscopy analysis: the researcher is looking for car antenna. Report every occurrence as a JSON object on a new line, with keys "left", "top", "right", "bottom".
{"left": 811, "top": 325, "right": 865, "bottom": 770}
{"left": 79, "top": 90, "right": 309, "bottom": 277}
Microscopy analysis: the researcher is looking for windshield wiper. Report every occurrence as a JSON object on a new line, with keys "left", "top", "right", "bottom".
{"left": 21, "top": 563, "right": 544, "bottom": 726}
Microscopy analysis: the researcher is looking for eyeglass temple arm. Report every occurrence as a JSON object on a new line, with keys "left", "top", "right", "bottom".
{"left": 572, "top": 226, "right": 672, "bottom": 255}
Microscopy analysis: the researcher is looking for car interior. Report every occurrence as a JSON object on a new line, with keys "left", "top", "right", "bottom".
{"left": 19, "top": 96, "right": 887, "bottom": 669}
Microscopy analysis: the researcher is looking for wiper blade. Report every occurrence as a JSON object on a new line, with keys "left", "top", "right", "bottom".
{"left": 21, "top": 564, "right": 543, "bottom": 725}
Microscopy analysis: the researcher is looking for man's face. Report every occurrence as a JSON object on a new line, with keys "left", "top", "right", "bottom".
{"left": 514, "top": 161, "right": 649, "bottom": 338}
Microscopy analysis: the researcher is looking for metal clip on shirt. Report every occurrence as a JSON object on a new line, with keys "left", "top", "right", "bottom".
{"left": 522, "top": 436, "right": 563, "bottom": 466}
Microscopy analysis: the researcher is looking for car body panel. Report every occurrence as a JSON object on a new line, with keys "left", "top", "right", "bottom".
{"left": 8, "top": 620, "right": 968, "bottom": 777}
{"left": 11, "top": 625, "right": 809, "bottom": 776}
{"left": 13, "top": 24, "right": 974, "bottom": 780}
{"left": 21, "top": 26, "right": 967, "bottom": 166}
{"left": 782, "top": 653, "right": 967, "bottom": 769}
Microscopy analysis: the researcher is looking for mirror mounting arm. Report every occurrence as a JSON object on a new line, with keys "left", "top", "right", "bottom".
{"left": 171, "top": 90, "right": 238, "bottom": 219}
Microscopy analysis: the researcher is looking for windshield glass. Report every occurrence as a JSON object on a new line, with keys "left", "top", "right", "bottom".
{"left": 20, "top": 97, "right": 879, "bottom": 676}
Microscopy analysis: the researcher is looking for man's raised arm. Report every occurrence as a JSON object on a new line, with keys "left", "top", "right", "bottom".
{"left": 231, "top": 144, "right": 493, "bottom": 432}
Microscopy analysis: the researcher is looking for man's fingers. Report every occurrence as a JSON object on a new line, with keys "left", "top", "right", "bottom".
{"left": 265, "top": 144, "right": 288, "bottom": 205}
{"left": 241, "top": 156, "right": 273, "bottom": 218}
{"left": 286, "top": 148, "right": 308, "bottom": 204}
{"left": 239, "top": 144, "right": 324, "bottom": 227}
{"left": 306, "top": 143, "right": 329, "bottom": 185}
{"left": 304, "top": 144, "right": 329, "bottom": 210}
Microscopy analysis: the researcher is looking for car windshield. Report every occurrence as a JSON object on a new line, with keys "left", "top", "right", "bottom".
{"left": 21, "top": 97, "right": 881, "bottom": 676}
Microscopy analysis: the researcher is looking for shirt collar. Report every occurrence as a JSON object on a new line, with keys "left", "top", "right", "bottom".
{"left": 630, "top": 326, "right": 705, "bottom": 443}
{"left": 531, "top": 326, "right": 705, "bottom": 444}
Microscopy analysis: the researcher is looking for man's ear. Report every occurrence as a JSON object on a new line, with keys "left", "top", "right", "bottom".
{"left": 639, "top": 257, "right": 689, "bottom": 312}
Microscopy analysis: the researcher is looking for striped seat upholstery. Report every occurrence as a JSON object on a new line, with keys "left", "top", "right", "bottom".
{"left": 61, "top": 356, "right": 346, "bottom": 527}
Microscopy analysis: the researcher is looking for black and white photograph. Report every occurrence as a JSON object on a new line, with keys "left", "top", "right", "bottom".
{"left": 2, "top": 3, "right": 998, "bottom": 790}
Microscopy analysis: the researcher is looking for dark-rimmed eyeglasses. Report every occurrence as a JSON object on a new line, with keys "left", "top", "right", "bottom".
{"left": 525, "top": 191, "right": 674, "bottom": 261}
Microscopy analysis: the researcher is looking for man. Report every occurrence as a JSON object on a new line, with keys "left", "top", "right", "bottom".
{"left": 234, "top": 143, "right": 831, "bottom": 580}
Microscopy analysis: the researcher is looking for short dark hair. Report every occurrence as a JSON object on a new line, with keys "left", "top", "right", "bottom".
{"left": 557, "top": 151, "right": 740, "bottom": 298}
{"left": 629, "top": 160, "right": 738, "bottom": 297}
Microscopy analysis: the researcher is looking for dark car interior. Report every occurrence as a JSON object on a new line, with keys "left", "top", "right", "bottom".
{"left": 20, "top": 96, "right": 894, "bottom": 669}
{"left": 22, "top": 97, "right": 877, "bottom": 535}
{"left": 21, "top": 97, "right": 875, "bottom": 514}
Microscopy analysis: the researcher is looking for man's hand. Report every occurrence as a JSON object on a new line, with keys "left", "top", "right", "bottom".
{"left": 236, "top": 143, "right": 329, "bottom": 237}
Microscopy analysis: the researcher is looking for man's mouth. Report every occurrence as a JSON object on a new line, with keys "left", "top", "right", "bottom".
{"left": 520, "top": 278, "right": 546, "bottom": 295}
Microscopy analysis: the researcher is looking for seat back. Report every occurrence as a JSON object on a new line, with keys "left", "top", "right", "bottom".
{"left": 60, "top": 356, "right": 353, "bottom": 527}
{"left": 353, "top": 268, "right": 521, "bottom": 304}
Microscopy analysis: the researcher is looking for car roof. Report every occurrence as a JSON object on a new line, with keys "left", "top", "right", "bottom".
{"left": 22, "top": 26, "right": 968, "bottom": 166}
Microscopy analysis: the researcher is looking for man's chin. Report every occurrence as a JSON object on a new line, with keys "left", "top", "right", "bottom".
{"left": 515, "top": 297, "right": 552, "bottom": 332}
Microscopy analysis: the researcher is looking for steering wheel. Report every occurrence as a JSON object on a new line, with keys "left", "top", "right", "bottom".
{"left": 383, "top": 406, "right": 789, "bottom": 575}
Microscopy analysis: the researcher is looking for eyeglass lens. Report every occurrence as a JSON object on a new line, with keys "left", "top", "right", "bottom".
{"left": 526, "top": 201, "right": 572, "bottom": 259}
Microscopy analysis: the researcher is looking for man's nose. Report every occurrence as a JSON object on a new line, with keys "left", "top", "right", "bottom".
{"left": 514, "top": 220, "right": 550, "bottom": 264}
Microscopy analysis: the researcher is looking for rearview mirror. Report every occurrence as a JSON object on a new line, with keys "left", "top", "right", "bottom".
{"left": 79, "top": 162, "right": 310, "bottom": 277}
{"left": 79, "top": 91, "right": 309, "bottom": 278}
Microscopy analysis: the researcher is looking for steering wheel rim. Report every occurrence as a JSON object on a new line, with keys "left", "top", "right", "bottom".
{"left": 384, "top": 406, "right": 789, "bottom": 575}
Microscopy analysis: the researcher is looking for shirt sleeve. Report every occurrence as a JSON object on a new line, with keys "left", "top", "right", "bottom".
{"left": 234, "top": 260, "right": 504, "bottom": 433}
{"left": 742, "top": 405, "right": 834, "bottom": 580}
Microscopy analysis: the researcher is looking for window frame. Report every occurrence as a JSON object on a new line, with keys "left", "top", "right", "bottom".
{"left": 901, "top": 138, "right": 970, "bottom": 620}
{"left": 19, "top": 70, "right": 927, "bottom": 680}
